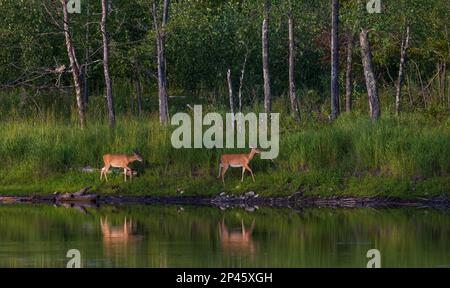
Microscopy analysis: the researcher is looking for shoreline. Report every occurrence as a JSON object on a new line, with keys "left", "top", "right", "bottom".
{"left": 1, "top": 192, "right": 449, "bottom": 209}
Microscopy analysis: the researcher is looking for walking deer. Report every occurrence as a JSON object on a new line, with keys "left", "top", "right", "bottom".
{"left": 100, "top": 150, "right": 143, "bottom": 182}
{"left": 217, "top": 147, "right": 261, "bottom": 184}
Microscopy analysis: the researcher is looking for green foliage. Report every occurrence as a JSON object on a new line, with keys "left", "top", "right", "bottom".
{"left": 1, "top": 0, "right": 447, "bottom": 108}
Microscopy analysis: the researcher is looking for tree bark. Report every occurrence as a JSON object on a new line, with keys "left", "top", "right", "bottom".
{"left": 360, "top": 29, "right": 380, "bottom": 121}
{"left": 395, "top": 26, "right": 410, "bottom": 115}
{"left": 101, "top": 0, "right": 115, "bottom": 129}
{"left": 288, "top": 8, "right": 300, "bottom": 121}
{"left": 82, "top": 2, "right": 90, "bottom": 108}
{"left": 130, "top": 78, "right": 135, "bottom": 114}
{"left": 81, "top": 65, "right": 88, "bottom": 110}
{"left": 262, "top": 0, "right": 271, "bottom": 114}
{"left": 447, "top": 73, "right": 450, "bottom": 109}
{"left": 238, "top": 50, "right": 248, "bottom": 112}
{"left": 152, "top": 0, "right": 170, "bottom": 125}
{"left": 447, "top": 25, "right": 450, "bottom": 108}
{"left": 61, "top": 0, "right": 85, "bottom": 128}
{"left": 135, "top": 74, "right": 143, "bottom": 116}
{"left": 330, "top": 0, "right": 340, "bottom": 120}
{"left": 227, "top": 68, "right": 235, "bottom": 117}
{"left": 345, "top": 33, "right": 355, "bottom": 113}
{"left": 440, "top": 62, "right": 445, "bottom": 102}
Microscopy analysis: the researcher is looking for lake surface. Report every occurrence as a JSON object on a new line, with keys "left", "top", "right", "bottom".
{"left": 0, "top": 204, "right": 448, "bottom": 268}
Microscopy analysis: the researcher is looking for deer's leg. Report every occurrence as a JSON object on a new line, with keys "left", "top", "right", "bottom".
{"left": 123, "top": 168, "right": 128, "bottom": 182}
{"left": 241, "top": 167, "right": 246, "bottom": 182}
{"left": 100, "top": 166, "right": 107, "bottom": 180}
{"left": 103, "top": 165, "right": 110, "bottom": 181}
{"left": 245, "top": 164, "right": 255, "bottom": 182}
{"left": 220, "top": 164, "right": 229, "bottom": 185}
{"left": 217, "top": 163, "right": 222, "bottom": 179}
{"left": 125, "top": 166, "right": 132, "bottom": 181}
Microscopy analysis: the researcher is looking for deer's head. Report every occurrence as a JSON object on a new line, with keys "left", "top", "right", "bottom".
{"left": 133, "top": 150, "right": 144, "bottom": 162}
{"left": 250, "top": 146, "right": 261, "bottom": 154}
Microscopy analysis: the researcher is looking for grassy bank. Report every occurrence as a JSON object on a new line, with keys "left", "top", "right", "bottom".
{"left": 0, "top": 111, "right": 449, "bottom": 199}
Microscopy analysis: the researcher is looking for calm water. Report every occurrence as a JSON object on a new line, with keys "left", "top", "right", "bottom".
{"left": 0, "top": 204, "right": 448, "bottom": 268}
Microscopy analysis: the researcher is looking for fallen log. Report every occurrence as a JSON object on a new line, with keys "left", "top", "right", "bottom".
{"left": 72, "top": 186, "right": 92, "bottom": 196}
{"left": 55, "top": 186, "right": 97, "bottom": 203}
{"left": 56, "top": 194, "right": 98, "bottom": 203}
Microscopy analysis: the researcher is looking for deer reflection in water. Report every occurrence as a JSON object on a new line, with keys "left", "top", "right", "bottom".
{"left": 218, "top": 219, "right": 256, "bottom": 256}
{"left": 100, "top": 217, "right": 142, "bottom": 257}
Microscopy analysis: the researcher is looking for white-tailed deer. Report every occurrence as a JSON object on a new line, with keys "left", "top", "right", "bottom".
{"left": 100, "top": 150, "right": 143, "bottom": 182}
{"left": 218, "top": 219, "right": 256, "bottom": 255}
{"left": 217, "top": 147, "right": 261, "bottom": 184}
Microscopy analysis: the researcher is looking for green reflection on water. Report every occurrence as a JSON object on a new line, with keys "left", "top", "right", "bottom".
{"left": 0, "top": 204, "right": 448, "bottom": 268}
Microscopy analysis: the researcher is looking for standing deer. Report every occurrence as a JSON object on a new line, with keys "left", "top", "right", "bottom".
{"left": 217, "top": 147, "right": 261, "bottom": 184}
{"left": 100, "top": 150, "right": 143, "bottom": 182}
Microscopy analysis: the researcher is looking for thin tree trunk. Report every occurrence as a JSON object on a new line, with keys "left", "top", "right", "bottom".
{"left": 446, "top": 25, "right": 450, "bottom": 108}
{"left": 447, "top": 75, "right": 450, "bottom": 107}
{"left": 152, "top": 0, "right": 170, "bottom": 125}
{"left": 101, "top": 0, "right": 115, "bottom": 129}
{"left": 135, "top": 74, "right": 143, "bottom": 116}
{"left": 61, "top": 0, "right": 85, "bottom": 128}
{"left": 395, "top": 26, "right": 410, "bottom": 115}
{"left": 130, "top": 78, "right": 135, "bottom": 114}
{"left": 411, "top": 60, "right": 427, "bottom": 107}
{"left": 238, "top": 50, "right": 248, "bottom": 112}
{"left": 345, "top": 33, "right": 355, "bottom": 113}
{"left": 288, "top": 8, "right": 300, "bottom": 121}
{"left": 81, "top": 65, "right": 88, "bottom": 110}
{"left": 227, "top": 68, "right": 235, "bottom": 119}
{"left": 360, "top": 29, "right": 380, "bottom": 121}
{"left": 439, "top": 62, "right": 445, "bottom": 102}
{"left": 406, "top": 71, "right": 413, "bottom": 106}
{"left": 438, "top": 60, "right": 444, "bottom": 103}
{"left": 82, "top": 2, "right": 90, "bottom": 108}
{"left": 330, "top": 0, "right": 340, "bottom": 120}
{"left": 262, "top": 0, "right": 271, "bottom": 114}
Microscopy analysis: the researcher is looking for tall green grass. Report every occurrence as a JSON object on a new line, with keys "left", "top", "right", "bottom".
{"left": 0, "top": 108, "right": 448, "bottom": 197}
